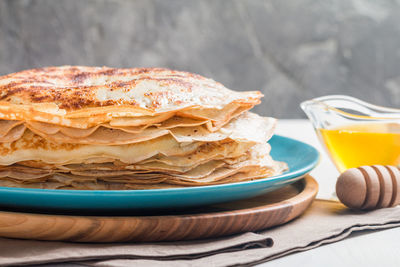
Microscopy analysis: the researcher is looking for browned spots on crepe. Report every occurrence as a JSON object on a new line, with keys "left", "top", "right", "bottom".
{"left": 0, "top": 66, "right": 261, "bottom": 111}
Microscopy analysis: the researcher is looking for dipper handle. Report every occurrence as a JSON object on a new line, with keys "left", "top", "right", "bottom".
{"left": 336, "top": 165, "right": 400, "bottom": 210}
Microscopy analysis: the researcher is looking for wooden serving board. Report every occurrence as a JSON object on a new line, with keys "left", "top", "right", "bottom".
{"left": 0, "top": 176, "right": 318, "bottom": 243}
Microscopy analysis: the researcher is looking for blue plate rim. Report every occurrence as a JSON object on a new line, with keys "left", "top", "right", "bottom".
{"left": 0, "top": 135, "right": 319, "bottom": 196}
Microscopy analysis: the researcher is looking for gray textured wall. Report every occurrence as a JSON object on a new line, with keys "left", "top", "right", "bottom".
{"left": 0, "top": 0, "right": 399, "bottom": 118}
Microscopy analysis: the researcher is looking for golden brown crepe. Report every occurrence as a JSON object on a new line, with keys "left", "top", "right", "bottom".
{"left": 0, "top": 112, "right": 275, "bottom": 165}
{"left": 0, "top": 66, "right": 261, "bottom": 128}
{"left": 0, "top": 66, "right": 287, "bottom": 190}
{"left": 0, "top": 144, "right": 287, "bottom": 189}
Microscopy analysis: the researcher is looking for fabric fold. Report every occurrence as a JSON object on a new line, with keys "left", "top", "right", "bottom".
{"left": 0, "top": 233, "right": 271, "bottom": 266}
{"left": 1, "top": 200, "right": 399, "bottom": 266}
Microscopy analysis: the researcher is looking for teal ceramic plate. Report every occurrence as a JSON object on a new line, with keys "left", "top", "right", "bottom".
{"left": 0, "top": 135, "right": 319, "bottom": 211}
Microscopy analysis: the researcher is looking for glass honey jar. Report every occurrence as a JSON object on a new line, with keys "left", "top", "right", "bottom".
{"left": 301, "top": 95, "right": 400, "bottom": 173}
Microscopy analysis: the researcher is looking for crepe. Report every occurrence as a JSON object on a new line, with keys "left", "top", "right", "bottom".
{"left": 0, "top": 66, "right": 262, "bottom": 129}
{"left": 0, "top": 66, "right": 287, "bottom": 190}
{"left": 0, "top": 144, "right": 287, "bottom": 189}
{"left": 0, "top": 109, "right": 275, "bottom": 146}
{"left": 0, "top": 112, "right": 275, "bottom": 165}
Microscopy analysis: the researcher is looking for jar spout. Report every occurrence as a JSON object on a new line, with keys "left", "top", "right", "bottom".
{"left": 300, "top": 98, "right": 330, "bottom": 129}
{"left": 301, "top": 95, "right": 400, "bottom": 130}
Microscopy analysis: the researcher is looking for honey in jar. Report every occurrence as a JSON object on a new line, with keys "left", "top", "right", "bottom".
{"left": 318, "top": 123, "right": 400, "bottom": 172}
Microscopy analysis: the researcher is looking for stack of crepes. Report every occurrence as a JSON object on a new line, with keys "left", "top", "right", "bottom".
{"left": 0, "top": 66, "right": 287, "bottom": 190}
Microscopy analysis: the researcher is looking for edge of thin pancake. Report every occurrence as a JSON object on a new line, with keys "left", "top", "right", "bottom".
{"left": 0, "top": 101, "right": 251, "bottom": 129}
{"left": 0, "top": 141, "right": 251, "bottom": 176}
{"left": 0, "top": 112, "right": 275, "bottom": 145}
{"left": 0, "top": 103, "right": 254, "bottom": 144}
{"left": 0, "top": 144, "right": 288, "bottom": 189}
{"left": 0, "top": 66, "right": 262, "bottom": 128}
{"left": 0, "top": 112, "right": 275, "bottom": 165}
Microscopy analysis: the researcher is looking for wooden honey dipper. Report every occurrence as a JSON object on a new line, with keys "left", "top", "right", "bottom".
{"left": 336, "top": 165, "right": 400, "bottom": 210}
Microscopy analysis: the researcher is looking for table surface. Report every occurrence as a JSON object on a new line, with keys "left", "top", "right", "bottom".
{"left": 259, "top": 119, "right": 400, "bottom": 267}
{"left": 5, "top": 120, "right": 400, "bottom": 267}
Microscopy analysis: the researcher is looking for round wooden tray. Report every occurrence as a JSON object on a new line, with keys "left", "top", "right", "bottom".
{"left": 0, "top": 176, "right": 318, "bottom": 243}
